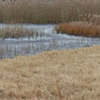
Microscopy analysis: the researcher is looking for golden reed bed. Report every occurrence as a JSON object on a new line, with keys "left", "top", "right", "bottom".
{"left": 0, "top": 46, "right": 100, "bottom": 100}
{"left": 55, "top": 22, "right": 100, "bottom": 37}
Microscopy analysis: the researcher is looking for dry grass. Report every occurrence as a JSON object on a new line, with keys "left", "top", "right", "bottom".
{"left": 55, "top": 21, "right": 100, "bottom": 37}
{"left": 0, "top": 0, "right": 100, "bottom": 23}
{"left": 0, "top": 26, "right": 40, "bottom": 39}
{"left": 0, "top": 46, "right": 100, "bottom": 100}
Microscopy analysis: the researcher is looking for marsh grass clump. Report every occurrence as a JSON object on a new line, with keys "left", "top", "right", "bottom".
{"left": 55, "top": 22, "right": 100, "bottom": 37}
{"left": 0, "top": 26, "right": 40, "bottom": 39}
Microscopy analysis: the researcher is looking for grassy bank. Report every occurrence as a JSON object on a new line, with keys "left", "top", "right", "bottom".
{"left": 0, "top": 46, "right": 100, "bottom": 100}
{"left": 55, "top": 22, "right": 100, "bottom": 37}
{"left": 0, "top": 0, "right": 100, "bottom": 23}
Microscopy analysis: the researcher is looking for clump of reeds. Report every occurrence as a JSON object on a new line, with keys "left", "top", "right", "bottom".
{"left": 55, "top": 21, "right": 100, "bottom": 37}
{"left": 0, "top": 26, "right": 39, "bottom": 39}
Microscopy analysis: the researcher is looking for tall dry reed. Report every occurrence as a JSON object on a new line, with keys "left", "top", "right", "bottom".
{"left": 0, "top": 0, "right": 100, "bottom": 23}
{"left": 0, "top": 26, "right": 40, "bottom": 38}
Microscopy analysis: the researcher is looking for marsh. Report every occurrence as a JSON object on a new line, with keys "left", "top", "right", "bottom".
{"left": 0, "top": 24, "right": 100, "bottom": 59}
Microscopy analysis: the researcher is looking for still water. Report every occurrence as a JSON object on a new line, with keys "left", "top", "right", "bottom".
{"left": 0, "top": 24, "right": 100, "bottom": 59}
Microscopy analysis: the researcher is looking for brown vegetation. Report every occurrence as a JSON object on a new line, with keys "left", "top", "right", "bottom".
{"left": 0, "top": 46, "right": 100, "bottom": 100}
{"left": 0, "top": 0, "right": 100, "bottom": 23}
{"left": 55, "top": 22, "right": 100, "bottom": 37}
{"left": 0, "top": 26, "right": 40, "bottom": 38}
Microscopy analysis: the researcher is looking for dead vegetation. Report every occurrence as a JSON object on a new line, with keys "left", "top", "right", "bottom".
{"left": 55, "top": 21, "right": 100, "bottom": 37}
{"left": 0, "top": 46, "right": 100, "bottom": 100}
{"left": 0, "top": 26, "right": 42, "bottom": 39}
{"left": 0, "top": 0, "right": 100, "bottom": 23}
